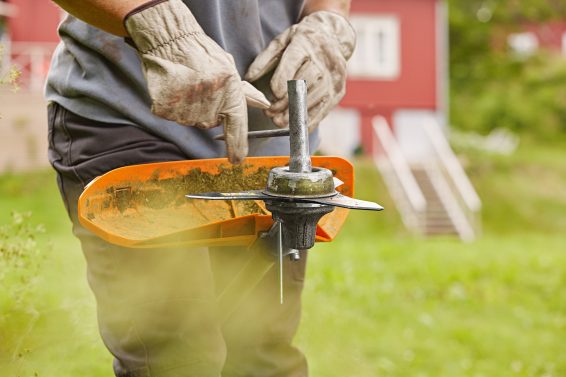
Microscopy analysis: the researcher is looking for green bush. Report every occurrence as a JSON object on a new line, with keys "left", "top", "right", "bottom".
{"left": 448, "top": 0, "right": 566, "bottom": 141}
{"left": 451, "top": 54, "right": 566, "bottom": 139}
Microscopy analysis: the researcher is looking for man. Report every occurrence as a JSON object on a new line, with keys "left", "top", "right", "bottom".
{"left": 47, "top": 0, "right": 355, "bottom": 375}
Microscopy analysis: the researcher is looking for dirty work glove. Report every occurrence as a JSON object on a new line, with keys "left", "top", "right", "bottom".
{"left": 124, "top": 0, "right": 271, "bottom": 164}
{"left": 245, "top": 11, "right": 355, "bottom": 131}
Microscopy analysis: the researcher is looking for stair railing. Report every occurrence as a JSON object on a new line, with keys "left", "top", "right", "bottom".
{"left": 372, "top": 116, "right": 426, "bottom": 233}
{"left": 421, "top": 162, "right": 477, "bottom": 241}
{"left": 421, "top": 118, "right": 482, "bottom": 239}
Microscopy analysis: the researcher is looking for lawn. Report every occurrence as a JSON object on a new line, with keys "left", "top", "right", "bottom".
{"left": 1, "top": 139, "right": 565, "bottom": 377}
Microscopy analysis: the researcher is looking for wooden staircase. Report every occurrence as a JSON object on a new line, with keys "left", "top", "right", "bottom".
{"left": 372, "top": 116, "right": 481, "bottom": 241}
{"left": 411, "top": 167, "right": 458, "bottom": 236}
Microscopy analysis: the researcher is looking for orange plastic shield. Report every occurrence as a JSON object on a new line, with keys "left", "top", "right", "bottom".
{"left": 78, "top": 156, "right": 354, "bottom": 249}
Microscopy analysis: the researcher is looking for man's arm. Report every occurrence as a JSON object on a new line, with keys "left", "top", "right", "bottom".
{"left": 51, "top": 0, "right": 150, "bottom": 36}
{"left": 52, "top": 0, "right": 352, "bottom": 39}
{"left": 301, "top": 0, "right": 351, "bottom": 18}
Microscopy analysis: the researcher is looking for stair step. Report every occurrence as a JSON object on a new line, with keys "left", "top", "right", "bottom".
{"left": 427, "top": 209, "right": 450, "bottom": 214}
{"left": 426, "top": 214, "right": 452, "bottom": 220}
{"left": 426, "top": 230, "right": 458, "bottom": 236}
{"left": 426, "top": 223, "right": 455, "bottom": 229}
{"left": 426, "top": 206, "right": 446, "bottom": 211}
{"left": 426, "top": 218, "right": 454, "bottom": 224}
{"left": 426, "top": 226, "right": 457, "bottom": 231}
{"left": 426, "top": 214, "right": 451, "bottom": 219}
{"left": 426, "top": 223, "right": 457, "bottom": 228}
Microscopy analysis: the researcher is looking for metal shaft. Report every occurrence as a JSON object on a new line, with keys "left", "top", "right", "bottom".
{"left": 214, "top": 128, "right": 290, "bottom": 141}
{"left": 287, "top": 80, "right": 311, "bottom": 173}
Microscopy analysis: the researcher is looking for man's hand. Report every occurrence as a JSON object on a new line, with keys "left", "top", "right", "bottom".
{"left": 124, "top": 0, "right": 270, "bottom": 164}
{"left": 245, "top": 8, "right": 355, "bottom": 131}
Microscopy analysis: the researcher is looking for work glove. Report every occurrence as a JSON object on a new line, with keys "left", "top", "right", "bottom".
{"left": 124, "top": 0, "right": 271, "bottom": 164}
{"left": 245, "top": 11, "right": 356, "bottom": 131}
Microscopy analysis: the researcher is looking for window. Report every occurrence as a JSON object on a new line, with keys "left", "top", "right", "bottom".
{"left": 507, "top": 32, "right": 538, "bottom": 57}
{"left": 348, "top": 15, "right": 401, "bottom": 80}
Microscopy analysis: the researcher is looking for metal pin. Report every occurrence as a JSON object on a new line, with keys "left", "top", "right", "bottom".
{"left": 287, "top": 80, "right": 311, "bottom": 173}
{"left": 278, "top": 221, "right": 284, "bottom": 305}
{"left": 214, "top": 128, "right": 290, "bottom": 141}
{"left": 289, "top": 249, "right": 301, "bottom": 261}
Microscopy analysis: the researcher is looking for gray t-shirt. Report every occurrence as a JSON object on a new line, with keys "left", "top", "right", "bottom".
{"left": 46, "top": 0, "right": 319, "bottom": 159}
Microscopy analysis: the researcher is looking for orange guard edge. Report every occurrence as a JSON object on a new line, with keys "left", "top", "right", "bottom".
{"left": 78, "top": 156, "right": 354, "bottom": 249}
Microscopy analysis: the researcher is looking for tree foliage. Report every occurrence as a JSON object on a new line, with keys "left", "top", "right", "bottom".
{"left": 448, "top": 0, "right": 566, "bottom": 139}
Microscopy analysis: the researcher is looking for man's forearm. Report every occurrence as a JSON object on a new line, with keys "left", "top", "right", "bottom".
{"left": 301, "top": 0, "right": 351, "bottom": 18}
{"left": 52, "top": 0, "right": 351, "bottom": 36}
{"left": 51, "top": 0, "right": 151, "bottom": 36}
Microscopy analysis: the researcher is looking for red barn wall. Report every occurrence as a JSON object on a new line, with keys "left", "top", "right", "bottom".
{"left": 342, "top": 0, "right": 441, "bottom": 153}
{"left": 523, "top": 21, "right": 566, "bottom": 52}
{"left": 492, "top": 21, "right": 566, "bottom": 53}
{"left": 7, "top": 0, "right": 60, "bottom": 42}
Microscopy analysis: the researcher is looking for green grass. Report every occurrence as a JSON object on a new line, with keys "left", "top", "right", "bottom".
{"left": 0, "top": 171, "right": 111, "bottom": 376}
{"left": 1, "top": 140, "right": 565, "bottom": 376}
{"left": 298, "top": 139, "right": 566, "bottom": 377}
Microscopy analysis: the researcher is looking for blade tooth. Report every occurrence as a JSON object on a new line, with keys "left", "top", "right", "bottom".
{"left": 186, "top": 191, "right": 383, "bottom": 210}
{"left": 185, "top": 190, "right": 268, "bottom": 201}
{"left": 333, "top": 177, "right": 345, "bottom": 189}
{"left": 309, "top": 194, "right": 384, "bottom": 211}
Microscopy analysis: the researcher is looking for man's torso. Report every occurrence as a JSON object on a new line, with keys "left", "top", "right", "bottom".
{"left": 46, "top": 0, "right": 315, "bottom": 160}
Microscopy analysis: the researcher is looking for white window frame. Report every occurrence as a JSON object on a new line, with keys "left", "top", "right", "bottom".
{"left": 348, "top": 14, "right": 401, "bottom": 81}
{"left": 507, "top": 32, "right": 539, "bottom": 57}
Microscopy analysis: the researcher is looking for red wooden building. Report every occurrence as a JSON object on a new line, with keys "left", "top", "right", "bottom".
{"left": 1, "top": 0, "right": 60, "bottom": 91}
{"left": 6, "top": 0, "right": 60, "bottom": 42}
{"left": 339, "top": 0, "right": 448, "bottom": 154}
{"left": 319, "top": 0, "right": 481, "bottom": 240}
{"left": 498, "top": 21, "right": 566, "bottom": 57}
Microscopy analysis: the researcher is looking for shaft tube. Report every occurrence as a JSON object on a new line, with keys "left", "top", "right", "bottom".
{"left": 287, "top": 80, "right": 311, "bottom": 173}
